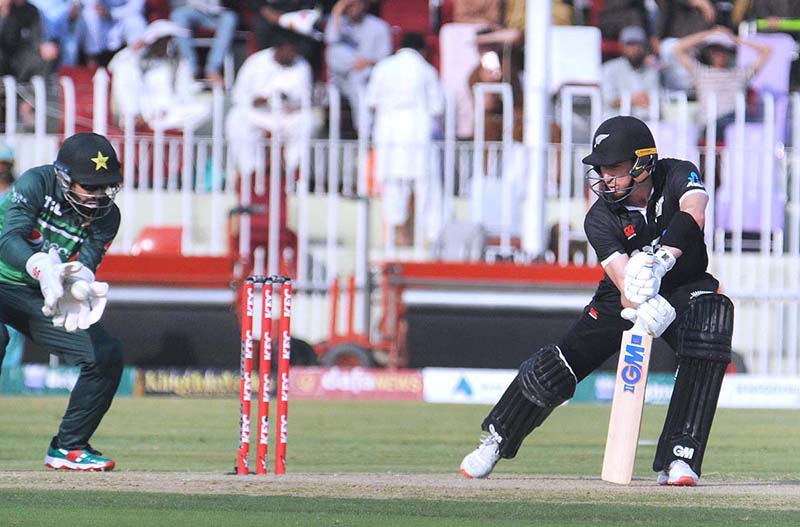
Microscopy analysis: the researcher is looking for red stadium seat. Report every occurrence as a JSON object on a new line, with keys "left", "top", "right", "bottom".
{"left": 440, "top": 0, "right": 455, "bottom": 26}
{"left": 601, "top": 39, "right": 623, "bottom": 61}
{"left": 380, "top": 0, "right": 430, "bottom": 34}
{"left": 145, "top": 0, "right": 170, "bottom": 21}
{"left": 589, "top": 0, "right": 624, "bottom": 61}
{"left": 131, "top": 226, "right": 184, "bottom": 255}
{"left": 379, "top": 0, "right": 440, "bottom": 67}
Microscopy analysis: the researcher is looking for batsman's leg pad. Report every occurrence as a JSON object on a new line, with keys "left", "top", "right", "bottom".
{"left": 518, "top": 344, "right": 577, "bottom": 407}
{"left": 481, "top": 344, "right": 576, "bottom": 459}
{"left": 654, "top": 294, "right": 734, "bottom": 476}
{"left": 481, "top": 378, "right": 554, "bottom": 459}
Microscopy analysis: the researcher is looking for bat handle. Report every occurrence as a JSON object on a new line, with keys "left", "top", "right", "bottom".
{"left": 631, "top": 317, "right": 652, "bottom": 336}
{"left": 621, "top": 308, "right": 653, "bottom": 337}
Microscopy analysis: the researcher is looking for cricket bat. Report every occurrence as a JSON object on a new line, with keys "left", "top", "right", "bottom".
{"left": 601, "top": 321, "right": 653, "bottom": 484}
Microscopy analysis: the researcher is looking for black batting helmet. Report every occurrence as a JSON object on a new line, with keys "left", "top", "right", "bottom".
{"left": 583, "top": 116, "right": 657, "bottom": 202}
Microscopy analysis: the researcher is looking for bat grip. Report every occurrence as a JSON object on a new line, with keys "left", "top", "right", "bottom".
{"left": 631, "top": 317, "right": 651, "bottom": 336}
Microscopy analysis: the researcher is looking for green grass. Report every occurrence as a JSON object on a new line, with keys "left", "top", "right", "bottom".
{"left": 1, "top": 397, "right": 799, "bottom": 526}
{"left": 3, "top": 397, "right": 794, "bottom": 479}
{"left": 3, "top": 490, "right": 800, "bottom": 527}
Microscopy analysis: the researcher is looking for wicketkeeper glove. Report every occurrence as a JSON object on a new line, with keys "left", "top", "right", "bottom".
{"left": 26, "top": 247, "right": 85, "bottom": 316}
{"left": 623, "top": 248, "right": 676, "bottom": 305}
{"left": 51, "top": 279, "right": 110, "bottom": 333}
{"left": 621, "top": 294, "right": 676, "bottom": 338}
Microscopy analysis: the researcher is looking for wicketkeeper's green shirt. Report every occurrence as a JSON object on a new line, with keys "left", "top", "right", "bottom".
{"left": 0, "top": 165, "right": 120, "bottom": 287}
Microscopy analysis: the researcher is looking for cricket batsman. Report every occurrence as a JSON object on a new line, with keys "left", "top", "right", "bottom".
{"left": 0, "top": 132, "right": 123, "bottom": 471}
{"left": 460, "top": 116, "right": 734, "bottom": 486}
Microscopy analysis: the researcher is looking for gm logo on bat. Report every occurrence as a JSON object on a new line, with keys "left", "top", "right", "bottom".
{"left": 621, "top": 334, "right": 645, "bottom": 393}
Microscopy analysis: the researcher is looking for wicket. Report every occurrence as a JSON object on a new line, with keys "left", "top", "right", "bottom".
{"left": 237, "top": 275, "right": 292, "bottom": 475}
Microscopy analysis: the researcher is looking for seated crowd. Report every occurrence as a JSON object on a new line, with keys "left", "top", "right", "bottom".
{"left": 2, "top": 0, "right": 797, "bottom": 135}
{"left": 0, "top": 0, "right": 797, "bottom": 170}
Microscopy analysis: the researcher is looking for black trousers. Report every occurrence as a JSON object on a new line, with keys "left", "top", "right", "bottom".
{"left": 558, "top": 274, "right": 720, "bottom": 382}
{"left": 0, "top": 283, "right": 123, "bottom": 450}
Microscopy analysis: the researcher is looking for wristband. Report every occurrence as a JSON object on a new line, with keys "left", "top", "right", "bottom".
{"left": 654, "top": 248, "right": 676, "bottom": 273}
{"left": 660, "top": 211, "right": 704, "bottom": 253}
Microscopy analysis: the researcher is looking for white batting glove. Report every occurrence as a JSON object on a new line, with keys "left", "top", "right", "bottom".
{"left": 51, "top": 280, "right": 110, "bottom": 332}
{"left": 621, "top": 294, "right": 676, "bottom": 338}
{"left": 623, "top": 249, "right": 676, "bottom": 305}
{"left": 26, "top": 248, "right": 85, "bottom": 316}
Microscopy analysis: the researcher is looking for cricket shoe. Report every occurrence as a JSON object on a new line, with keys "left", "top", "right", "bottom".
{"left": 460, "top": 425, "right": 502, "bottom": 479}
{"left": 656, "top": 460, "right": 698, "bottom": 487}
{"left": 45, "top": 445, "right": 116, "bottom": 471}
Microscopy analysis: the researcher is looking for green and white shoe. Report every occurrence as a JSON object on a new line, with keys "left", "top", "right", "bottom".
{"left": 44, "top": 445, "right": 116, "bottom": 471}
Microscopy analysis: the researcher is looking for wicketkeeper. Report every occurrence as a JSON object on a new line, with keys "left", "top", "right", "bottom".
{"left": 460, "top": 116, "right": 734, "bottom": 486}
{"left": 0, "top": 132, "right": 123, "bottom": 471}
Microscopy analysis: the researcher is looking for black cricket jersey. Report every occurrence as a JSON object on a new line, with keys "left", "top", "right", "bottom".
{"left": 584, "top": 158, "right": 710, "bottom": 307}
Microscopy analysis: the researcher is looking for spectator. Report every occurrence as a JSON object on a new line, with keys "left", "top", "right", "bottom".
{"left": 598, "top": 0, "right": 651, "bottom": 41}
{"left": 170, "top": 0, "right": 238, "bottom": 86}
{"left": 0, "top": 0, "right": 53, "bottom": 80}
{"left": 0, "top": 141, "right": 24, "bottom": 371}
{"left": 248, "top": 0, "right": 322, "bottom": 68}
{"left": 0, "top": 141, "right": 14, "bottom": 198}
{"left": 657, "top": 0, "right": 726, "bottom": 37}
{"left": 602, "top": 25, "right": 659, "bottom": 120}
{"left": 468, "top": 29, "right": 524, "bottom": 141}
{"left": 731, "top": 0, "right": 800, "bottom": 89}
{"left": 107, "top": 20, "right": 210, "bottom": 132}
{"left": 657, "top": 0, "right": 734, "bottom": 91}
{"left": 452, "top": 0, "right": 501, "bottom": 25}
{"left": 366, "top": 33, "right": 444, "bottom": 248}
{"left": 30, "top": 0, "right": 87, "bottom": 66}
{"left": 82, "top": 0, "right": 148, "bottom": 66}
{"left": 0, "top": 0, "right": 54, "bottom": 131}
{"left": 324, "top": 0, "right": 391, "bottom": 131}
{"left": 673, "top": 26, "right": 772, "bottom": 140}
{"left": 732, "top": 0, "right": 800, "bottom": 25}
{"left": 225, "top": 35, "right": 317, "bottom": 180}
{"left": 504, "top": 0, "right": 574, "bottom": 28}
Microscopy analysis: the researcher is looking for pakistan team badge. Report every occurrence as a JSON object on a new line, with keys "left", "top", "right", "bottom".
{"left": 91, "top": 152, "right": 109, "bottom": 171}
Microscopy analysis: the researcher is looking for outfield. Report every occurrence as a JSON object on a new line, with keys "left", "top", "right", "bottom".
{"left": 1, "top": 397, "right": 799, "bottom": 526}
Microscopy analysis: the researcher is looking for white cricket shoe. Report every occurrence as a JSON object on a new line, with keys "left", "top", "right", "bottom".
{"left": 460, "top": 425, "right": 502, "bottom": 479}
{"left": 656, "top": 460, "right": 699, "bottom": 487}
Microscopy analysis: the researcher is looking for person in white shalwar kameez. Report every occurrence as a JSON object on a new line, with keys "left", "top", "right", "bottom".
{"left": 225, "top": 36, "right": 314, "bottom": 179}
{"left": 366, "top": 33, "right": 444, "bottom": 249}
{"left": 325, "top": 0, "right": 391, "bottom": 132}
{"left": 107, "top": 20, "right": 210, "bottom": 133}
